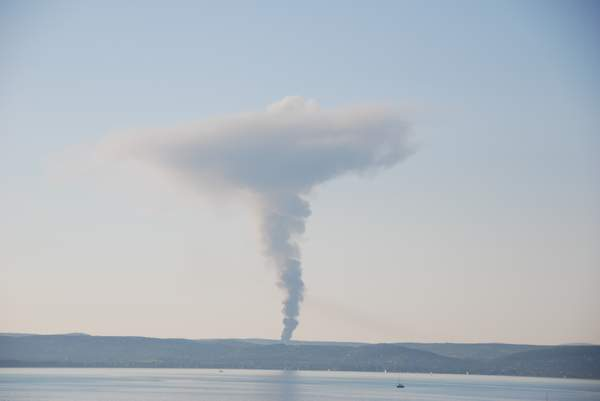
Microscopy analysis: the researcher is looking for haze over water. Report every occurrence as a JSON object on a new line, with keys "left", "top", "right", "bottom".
{"left": 1, "top": 369, "right": 600, "bottom": 401}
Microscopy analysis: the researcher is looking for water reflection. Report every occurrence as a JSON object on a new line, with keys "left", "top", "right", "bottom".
{"left": 1, "top": 369, "right": 599, "bottom": 401}
{"left": 276, "top": 370, "right": 299, "bottom": 401}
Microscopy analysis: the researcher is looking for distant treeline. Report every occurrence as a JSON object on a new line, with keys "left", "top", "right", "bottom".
{"left": 1, "top": 334, "right": 598, "bottom": 379}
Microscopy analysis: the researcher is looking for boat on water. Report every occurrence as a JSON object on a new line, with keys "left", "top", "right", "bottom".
{"left": 396, "top": 383, "right": 405, "bottom": 388}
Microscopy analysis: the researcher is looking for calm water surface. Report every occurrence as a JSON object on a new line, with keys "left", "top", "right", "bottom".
{"left": 1, "top": 368, "right": 599, "bottom": 401}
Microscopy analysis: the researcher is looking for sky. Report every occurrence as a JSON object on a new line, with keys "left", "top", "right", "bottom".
{"left": 1, "top": 0, "right": 599, "bottom": 345}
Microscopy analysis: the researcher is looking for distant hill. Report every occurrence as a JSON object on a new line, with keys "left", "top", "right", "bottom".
{"left": 479, "top": 346, "right": 600, "bottom": 379}
{"left": 396, "top": 342, "right": 543, "bottom": 360}
{"left": 0, "top": 334, "right": 598, "bottom": 379}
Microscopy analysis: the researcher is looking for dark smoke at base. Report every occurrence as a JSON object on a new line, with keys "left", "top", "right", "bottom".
{"left": 102, "top": 96, "right": 414, "bottom": 341}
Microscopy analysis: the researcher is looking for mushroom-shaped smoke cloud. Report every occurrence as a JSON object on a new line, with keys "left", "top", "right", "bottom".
{"left": 107, "top": 97, "right": 414, "bottom": 341}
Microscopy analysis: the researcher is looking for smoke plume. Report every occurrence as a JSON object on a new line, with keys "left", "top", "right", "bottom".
{"left": 104, "top": 96, "right": 413, "bottom": 341}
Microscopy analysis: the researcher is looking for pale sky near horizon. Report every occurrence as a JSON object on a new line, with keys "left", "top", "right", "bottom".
{"left": 1, "top": 1, "right": 599, "bottom": 345}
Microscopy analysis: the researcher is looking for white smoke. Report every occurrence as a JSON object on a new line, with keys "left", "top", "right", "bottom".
{"left": 103, "top": 96, "right": 414, "bottom": 341}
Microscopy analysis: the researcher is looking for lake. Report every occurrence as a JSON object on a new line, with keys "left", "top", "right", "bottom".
{"left": 1, "top": 368, "right": 599, "bottom": 401}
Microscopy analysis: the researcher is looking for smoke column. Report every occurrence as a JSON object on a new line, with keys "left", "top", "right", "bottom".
{"left": 260, "top": 193, "right": 310, "bottom": 341}
{"left": 103, "top": 96, "right": 414, "bottom": 341}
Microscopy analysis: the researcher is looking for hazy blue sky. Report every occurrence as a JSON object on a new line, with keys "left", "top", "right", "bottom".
{"left": 1, "top": 0, "right": 599, "bottom": 344}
